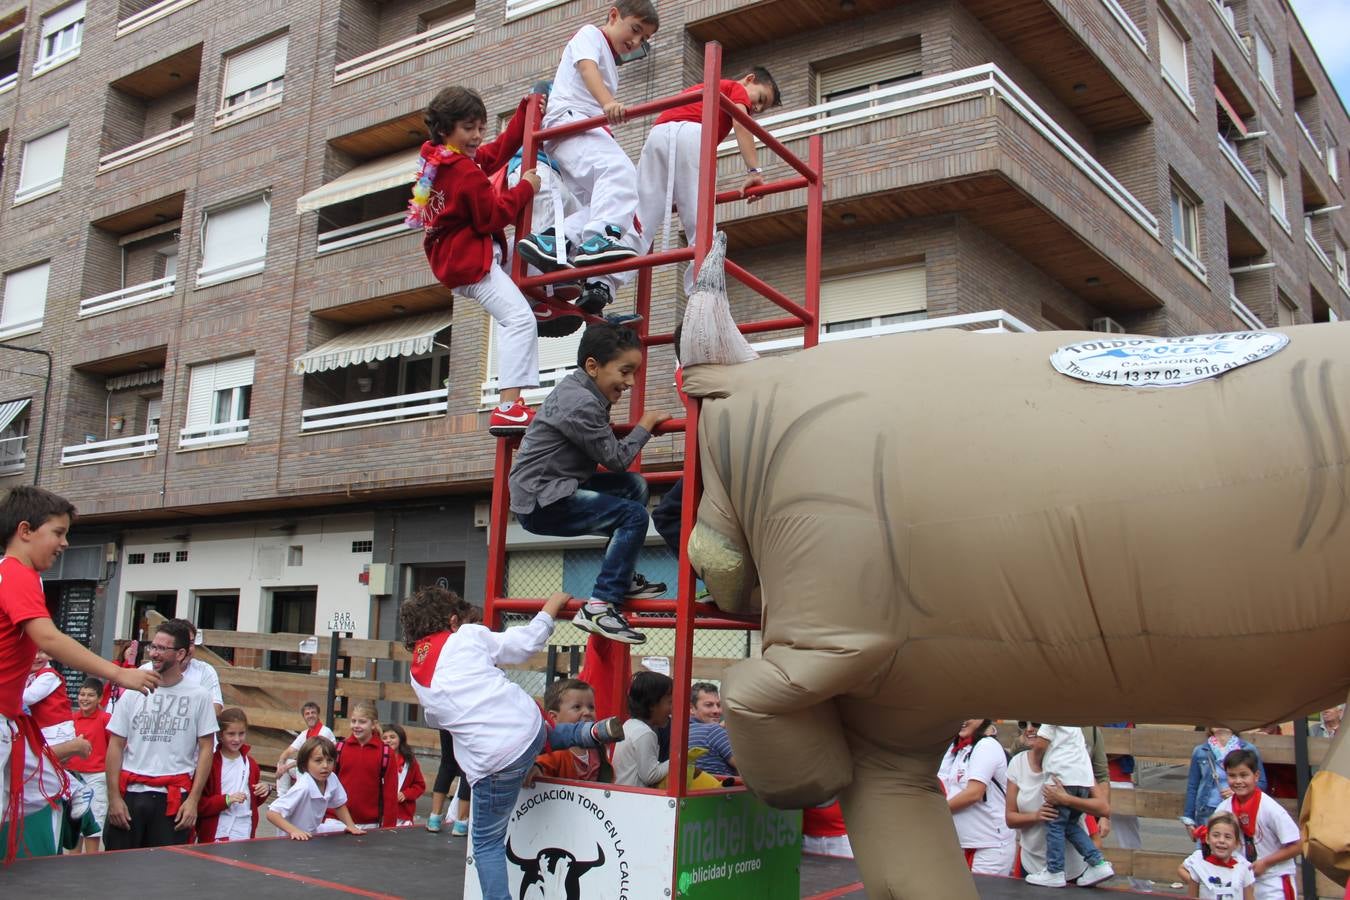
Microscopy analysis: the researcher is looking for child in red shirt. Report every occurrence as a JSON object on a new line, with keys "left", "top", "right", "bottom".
{"left": 407, "top": 85, "right": 543, "bottom": 437}
{"left": 331, "top": 702, "right": 397, "bottom": 829}
{"left": 381, "top": 723, "right": 425, "bottom": 826}
{"left": 196, "top": 708, "right": 268, "bottom": 842}
{"left": 68, "top": 677, "right": 112, "bottom": 852}
{"left": 0, "top": 486, "right": 157, "bottom": 861}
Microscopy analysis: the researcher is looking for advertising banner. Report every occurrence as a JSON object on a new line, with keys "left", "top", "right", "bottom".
{"left": 675, "top": 791, "right": 802, "bottom": 898}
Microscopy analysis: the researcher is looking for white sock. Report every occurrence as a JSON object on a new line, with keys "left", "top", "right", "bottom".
{"left": 585, "top": 599, "right": 610, "bottom": 613}
{"left": 498, "top": 400, "right": 514, "bottom": 411}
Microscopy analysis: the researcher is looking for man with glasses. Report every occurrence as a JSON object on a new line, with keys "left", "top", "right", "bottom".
{"left": 103, "top": 620, "right": 217, "bottom": 850}
{"left": 139, "top": 619, "right": 223, "bottom": 715}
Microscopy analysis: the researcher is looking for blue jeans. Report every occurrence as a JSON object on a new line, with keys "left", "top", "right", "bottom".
{"left": 1044, "top": 785, "right": 1104, "bottom": 874}
{"left": 518, "top": 472, "right": 649, "bottom": 603}
{"left": 470, "top": 719, "right": 602, "bottom": 900}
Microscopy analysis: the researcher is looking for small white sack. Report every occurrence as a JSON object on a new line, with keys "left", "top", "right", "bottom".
{"left": 679, "top": 231, "right": 759, "bottom": 367}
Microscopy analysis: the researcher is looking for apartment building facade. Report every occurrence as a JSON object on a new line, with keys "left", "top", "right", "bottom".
{"left": 0, "top": 0, "right": 1345, "bottom": 657}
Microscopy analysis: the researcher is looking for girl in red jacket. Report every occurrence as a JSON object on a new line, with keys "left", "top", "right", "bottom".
{"left": 381, "top": 723, "right": 426, "bottom": 826}
{"left": 407, "top": 86, "right": 544, "bottom": 437}
{"left": 332, "top": 702, "right": 398, "bottom": 829}
{"left": 196, "top": 708, "right": 269, "bottom": 842}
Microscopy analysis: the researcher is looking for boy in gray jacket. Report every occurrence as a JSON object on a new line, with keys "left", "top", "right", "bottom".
{"left": 508, "top": 324, "right": 672, "bottom": 644}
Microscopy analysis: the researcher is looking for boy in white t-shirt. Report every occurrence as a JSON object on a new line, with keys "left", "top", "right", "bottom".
{"left": 1214, "top": 748, "right": 1301, "bottom": 900}
{"left": 1180, "top": 811, "right": 1257, "bottom": 900}
{"left": 516, "top": 0, "right": 659, "bottom": 277}
{"left": 267, "top": 737, "right": 363, "bottom": 840}
{"left": 1026, "top": 724, "right": 1115, "bottom": 888}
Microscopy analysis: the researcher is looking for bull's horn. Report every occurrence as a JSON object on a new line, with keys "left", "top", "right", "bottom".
{"left": 688, "top": 523, "right": 760, "bottom": 616}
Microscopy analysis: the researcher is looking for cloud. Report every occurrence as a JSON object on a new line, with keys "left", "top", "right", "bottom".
{"left": 1290, "top": 0, "right": 1350, "bottom": 110}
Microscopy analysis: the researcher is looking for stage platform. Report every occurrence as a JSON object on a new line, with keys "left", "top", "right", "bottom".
{"left": 5, "top": 827, "right": 1178, "bottom": 898}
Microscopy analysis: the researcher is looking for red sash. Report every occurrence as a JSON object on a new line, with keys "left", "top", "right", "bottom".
{"left": 119, "top": 772, "right": 194, "bottom": 816}
{"left": 4, "top": 715, "right": 66, "bottom": 863}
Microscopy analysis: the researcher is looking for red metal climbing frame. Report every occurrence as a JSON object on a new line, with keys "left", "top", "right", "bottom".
{"left": 484, "top": 41, "right": 823, "bottom": 800}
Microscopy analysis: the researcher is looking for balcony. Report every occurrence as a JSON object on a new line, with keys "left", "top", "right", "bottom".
{"left": 1217, "top": 134, "right": 1261, "bottom": 197}
{"left": 116, "top": 0, "right": 200, "bottom": 37}
{"left": 1306, "top": 219, "right": 1334, "bottom": 274}
{"left": 0, "top": 72, "right": 15, "bottom": 94}
{"left": 302, "top": 388, "right": 447, "bottom": 432}
{"left": 61, "top": 432, "right": 158, "bottom": 466}
{"left": 748, "top": 308, "right": 1036, "bottom": 355}
{"left": 1230, "top": 290, "right": 1265, "bottom": 330}
{"left": 1208, "top": 0, "right": 1247, "bottom": 57}
{"left": 98, "top": 123, "right": 193, "bottom": 173}
{"left": 214, "top": 83, "right": 282, "bottom": 128}
{"left": 317, "top": 213, "right": 406, "bottom": 254}
{"left": 80, "top": 275, "right": 176, "bottom": 318}
{"left": 1295, "top": 112, "right": 1324, "bottom": 161}
{"left": 334, "top": 12, "right": 473, "bottom": 83}
{"left": 0, "top": 435, "right": 25, "bottom": 476}
{"left": 179, "top": 419, "right": 248, "bottom": 450}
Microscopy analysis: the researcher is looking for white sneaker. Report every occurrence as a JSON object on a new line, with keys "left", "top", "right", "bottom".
{"left": 1025, "top": 870, "right": 1067, "bottom": 888}
{"left": 1077, "top": 860, "right": 1115, "bottom": 887}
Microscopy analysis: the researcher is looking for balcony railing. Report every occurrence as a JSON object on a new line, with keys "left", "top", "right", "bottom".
{"left": 0, "top": 435, "right": 26, "bottom": 476}
{"left": 80, "top": 275, "right": 175, "bottom": 318}
{"left": 1217, "top": 134, "right": 1261, "bottom": 197}
{"left": 1295, "top": 112, "right": 1324, "bottom": 160}
{"left": 482, "top": 366, "right": 572, "bottom": 408}
{"left": 61, "top": 432, "right": 159, "bottom": 466}
{"left": 1208, "top": 0, "right": 1247, "bottom": 56}
{"left": 505, "top": 0, "right": 569, "bottom": 22}
{"left": 179, "top": 419, "right": 249, "bottom": 449}
{"left": 317, "top": 213, "right": 408, "bottom": 255}
{"left": 0, "top": 72, "right": 16, "bottom": 95}
{"left": 117, "top": 0, "right": 201, "bottom": 36}
{"left": 98, "top": 122, "right": 194, "bottom": 173}
{"left": 214, "top": 85, "right": 283, "bottom": 127}
{"left": 748, "top": 309, "right": 1036, "bottom": 355}
{"left": 334, "top": 14, "right": 474, "bottom": 83}
{"left": 1100, "top": 0, "right": 1147, "bottom": 53}
{"left": 301, "top": 388, "right": 447, "bottom": 432}
{"left": 1230, "top": 292, "right": 1265, "bottom": 330}
{"left": 0, "top": 316, "right": 43, "bottom": 340}
{"left": 1306, "top": 220, "right": 1334, "bottom": 273}
{"left": 719, "top": 63, "right": 1160, "bottom": 238}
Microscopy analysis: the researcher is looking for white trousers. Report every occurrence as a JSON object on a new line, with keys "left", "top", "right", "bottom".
{"left": 968, "top": 840, "right": 1017, "bottom": 876}
{"left": 1107, "top": 781, "right": 1141, "bottom": 850}
{"left": 0, "top": 714, "right": 67, "bottom": 829}
{"left": 544, "top": 114, "right": 637, "bottom": 242}
{"left": 614, "top": 121, "right": 705, "bottom": 296}
{"left": 1253, "top": 873, "right": 1297, "bottom": 900}
{"left": 457, "top": 255, "right": 539, "bottom": 392}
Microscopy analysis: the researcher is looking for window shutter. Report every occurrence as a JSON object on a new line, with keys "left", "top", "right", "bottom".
{"left": 199, "top": 195, "right": 270, "bottom": 277}
{"left": 1256, "top": 33, "right": 1276, "bottom": 89}
{"left": 820, "top": 264, "right": 926, "bottom": 325}
{"left": 817, "top": 41, "right": 921, "bottom": 98}
{"left": 1, "top": 263, "right": 50, "bottom": 329}
{"left": 1158, "top": 16, "right": 1187, "bottom": 91}
{"left": 222, "top": 34, "right": 288, "bottom": 97}
{"left": 41, "top": 0, "right": 84, "bottom": 35}
{"left": 186, "top": 357, "right": 254, "bottom": 427}
{"left": 1268, "top": 166, "right": 1286, "bottom": 216}
{"left": 18, "top": 127, "right": 69, "bottom": 196}
{"left": 486, "top": 326, "right": 581, "bottom": 379}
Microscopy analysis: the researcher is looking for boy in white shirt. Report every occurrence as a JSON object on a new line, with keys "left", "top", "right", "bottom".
{"left": 267, "top": 737, "right": 363, "bottom": 840}
{"left": 516, "top": 0, "right": 659, "bottom": 278}
{"left": 1026, "top": 724, "right": 1115, "bottom": 888}
{"left": 1214, "top": 748, "right": 1302, "bottom": 899}
{"left": 401, "top": 587, "right": 625, "bottom": 900}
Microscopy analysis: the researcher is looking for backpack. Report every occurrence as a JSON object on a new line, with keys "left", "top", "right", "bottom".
{"left": 334, "top": 739, "right": 393, "bottom": 825}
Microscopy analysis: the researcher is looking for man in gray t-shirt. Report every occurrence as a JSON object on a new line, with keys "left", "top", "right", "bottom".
{"left": 105, "top": 620, "right": 216, "bottom": 849}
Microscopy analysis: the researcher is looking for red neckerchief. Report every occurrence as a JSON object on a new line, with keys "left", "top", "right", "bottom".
{"left": 1204, "top": 853, "right": 1238, "bottom": 868}
{"left": 305, "top": 722, "right": 324, "bottom": 739}
{"left": 1230, "top": 789, "right": 1262, "bottom": 837}
{"left": 410, "top": 631, "right": 453, "bottom": 687}
{"left": 951, "top": 735, "right": 975, "bottom": 755}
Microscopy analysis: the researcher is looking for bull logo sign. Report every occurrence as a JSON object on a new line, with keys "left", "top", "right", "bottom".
{"left": 506, "top": 841, "right": 605, "bottom": 900}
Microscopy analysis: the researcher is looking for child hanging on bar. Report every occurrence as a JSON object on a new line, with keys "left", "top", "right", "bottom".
{"left": 508, "top": 323, "right": 673, "bottom": 644}
{"left": 408, "top": 85, "right": 544, "bottom": 436}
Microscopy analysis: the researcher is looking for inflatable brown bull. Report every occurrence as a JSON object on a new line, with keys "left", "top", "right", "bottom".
{"left": 681, "top": 322, "right": 1350, "bottom": 899}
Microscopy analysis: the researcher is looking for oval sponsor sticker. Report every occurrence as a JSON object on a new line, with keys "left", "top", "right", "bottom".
{"left": 1050, "top": 331, "right": 1289, "bottom": 388}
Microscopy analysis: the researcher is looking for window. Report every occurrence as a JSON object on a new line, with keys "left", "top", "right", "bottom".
{"left": 1328, "top": 132, "right": 1340, "bottom": 184}
{"left": 0, "top": 399, "right": 29, "bottom": 476}
{"left": 197, "top": 193, "right": 270, "bottom": 286}
{"left": 174, "top": 549, "right": 189, "bottom": 562}
{"left": 1169, "top": 181, "right": 1203, "bottom": 275}
{"left": 127, "top": 552, "right": 146, "bottom": 564}
{"left": 483, "top": 321, "right": 579, "bottom": 405}
{"left": 15, "top": 127, "right": 69, "bottom": 204}
{"left": 1276, "top": 293, "right": 1297, "bottom": 327}
{"left": 351, "top": 540, "right": 373, "bottom": 553}
{"left": 287, "top": 546, "right": 303, "bottom": 566}
{"left": 1255, "top": 30, "right": 1277, "bottom": 101}
{"left": 146, "top": 397, "right": 162, "bottom": 434}
{"left": 0, "top": 262, "right": 49, "bottom": 338}
{"left": 152, "top": 551, "right": 171, "bottom": 563}
{"left": 35, "top": 0, "right": 83, "bottom": 74}
{"left": 1336, "top": 242, "right": 1348, "bottom": 291}
{"left": 820, "top": 264, "right": 927, "bottom": 333}
{"left": 814, "top": 38, "right": 923, "bottom": 115}
{"left": 182, "top": 355, "right": 254, "bottom": 447}
{"left": 268, "top": 589, "right": 316, "bottom": 672}
{"left": 217, "top": 34, "right": 287, "bottom": 125}
{"left": 1266, "top": 160, "right": 1289, "bottom": 231}
{"left": 1158, "top": 10, "right": 1190, "bottom": 106}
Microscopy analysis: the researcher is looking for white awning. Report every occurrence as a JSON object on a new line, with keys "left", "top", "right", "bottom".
{"left": 295, "top": 148, "right": 423, "bottom": 214}
{"left": 293, "top": 311, "right": 452, "bottom": 374}
{"left": 106, "top": 368, "right": 164, "bottom": 391}
{"left": 0, "top": 398, "right": 31, "bottom": 433}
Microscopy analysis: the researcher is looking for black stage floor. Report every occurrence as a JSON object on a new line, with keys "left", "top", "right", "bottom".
{"left": 3, "top": 828, "right": 1177, "bottom": 898}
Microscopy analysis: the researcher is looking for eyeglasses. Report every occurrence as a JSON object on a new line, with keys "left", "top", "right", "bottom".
{"left": 147, "top": 643, "right": 183, "bottom": 654}
{"left": 1017, "top": 721, "right": 1041, "bottom": 730}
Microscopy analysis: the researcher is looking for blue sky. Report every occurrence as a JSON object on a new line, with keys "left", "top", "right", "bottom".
{"left": 1290, "top": 0, "right": 1350, "bottom": 113}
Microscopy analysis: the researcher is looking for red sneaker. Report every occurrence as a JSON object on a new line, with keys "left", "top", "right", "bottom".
{"left": 488, "top": 399, "right": 535, "bottom": 436}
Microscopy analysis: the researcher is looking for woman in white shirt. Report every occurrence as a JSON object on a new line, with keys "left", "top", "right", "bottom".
{"left": 938, "top": 718, "right": 1013, "bottom": 875}
{"left": 1005, "top": 724, "right": 1109, "bottom": 884}
{"left": 613, "top": 672, "right": 673, "bottom": 787}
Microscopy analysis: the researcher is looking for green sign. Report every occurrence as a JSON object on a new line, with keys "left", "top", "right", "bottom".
{"left": 675, "top": 791, "right": 801, "bottom": 898}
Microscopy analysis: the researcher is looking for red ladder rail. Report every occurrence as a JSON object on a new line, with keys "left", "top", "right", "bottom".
{"left": 483, "top": 41, "right": 824, "bottom": 801}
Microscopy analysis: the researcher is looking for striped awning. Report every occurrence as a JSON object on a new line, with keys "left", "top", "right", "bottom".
{"left": 0, "top": 398, "right": 30, "bottom": 434}
{"left": 293, "top": 311, "right": 452, "bottom": 374}
{"left": 106, "top": 368, "right": 164, "bottom": 392}
{"left": 295, "top": 148, "right": 422, "bottom": 214}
